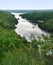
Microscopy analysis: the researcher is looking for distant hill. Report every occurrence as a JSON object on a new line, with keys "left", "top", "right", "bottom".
{"left": 3, "top": 9, "right": 53, "bottom": 13}
{"left": 4, "top": 10, "right": 36, "bottom": 13}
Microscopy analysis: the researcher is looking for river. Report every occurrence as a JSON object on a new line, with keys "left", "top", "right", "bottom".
{"left": 11, "top": 13, "right": 50, "bottom": 42}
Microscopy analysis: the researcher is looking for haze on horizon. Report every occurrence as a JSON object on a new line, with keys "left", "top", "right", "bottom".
{"left": 0, "top": 0, "right": 53, "bottom": 10}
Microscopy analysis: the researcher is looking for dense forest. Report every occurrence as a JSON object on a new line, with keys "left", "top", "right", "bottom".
{"left": 0, "top": 11, "right": 53, "bottom": 65}
{"left": 20, "top": 11, "right": 53, "bottom": 33}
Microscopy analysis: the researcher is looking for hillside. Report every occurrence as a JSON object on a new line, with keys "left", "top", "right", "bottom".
{"left": 20, "top": 11, "right": 53, "bottom": 33}
{"left": 0, "top": 11, "right": 53, "bottom": 65}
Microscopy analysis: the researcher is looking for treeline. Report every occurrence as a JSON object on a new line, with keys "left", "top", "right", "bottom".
{"left": 0, "top": 11, "right": 53, "bottom": 65}
{"left": 20, "top": 11, "right": 53, "bottom": 33}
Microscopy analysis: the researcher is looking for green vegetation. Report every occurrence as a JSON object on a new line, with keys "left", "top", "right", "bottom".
{"left": 0, "top": 11, "right": 18, "bottom": 29}
{"left": 0, "top": 11, "right": 53, "bottom": 65}
{"left": 20, "top": 11, "right": 53, "bottom": 33}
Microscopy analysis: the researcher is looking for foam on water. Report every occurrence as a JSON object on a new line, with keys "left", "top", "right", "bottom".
{"left": 11, "top": 13, "right": 50, "bottom": 42}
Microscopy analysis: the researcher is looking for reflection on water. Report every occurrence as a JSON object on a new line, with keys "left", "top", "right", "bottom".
{"left": 12, "top": 13, "right": 50, "bottom": 42}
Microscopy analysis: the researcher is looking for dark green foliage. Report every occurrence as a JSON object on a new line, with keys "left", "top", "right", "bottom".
{"left": 20, "top": 11, "right": 53, "bottom": 33}
{"left": 0, "top": 11, "right": 18, "bottom": 29}
{"left": 20, "top": 12, "right": 53, "bottom": 21}
{"left": 0, "top": 11, "right": 24, "bottom": 62}
{"left": 39, "top": 19, "right": 53, "bottom": 32}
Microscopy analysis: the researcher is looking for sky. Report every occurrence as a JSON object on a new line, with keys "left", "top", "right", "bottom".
{"left": 0, "top": 0, "right": 53, "bottom": 10}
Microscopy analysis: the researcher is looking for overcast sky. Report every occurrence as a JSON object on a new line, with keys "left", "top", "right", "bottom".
{"left": 0, "top": 0, "right": 53, "bottom": 10}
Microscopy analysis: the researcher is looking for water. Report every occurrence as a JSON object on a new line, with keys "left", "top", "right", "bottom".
{"left": 11, "top": 13, "right": 50, "bottom": 42}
